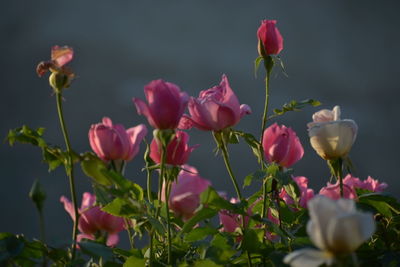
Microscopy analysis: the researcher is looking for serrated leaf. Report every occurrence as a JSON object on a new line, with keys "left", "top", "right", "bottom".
{"left": 269, "top": 99, "right": 321, "bottom": 119}
{"left": 181, "top": 208, "right": 217, "bottom": 234}
{"left": 241, "top": 229, "right": 261, "bottom": 252}
{"left": 184, "top": 227, "right": 218, "bottom": 242}
{"left": 243, "top": 170, "right": 268, "bottom": 188}
{"left": 193, "top": 259, "right": 222, "bottom": 267}
{"left": 123, "top": 255, "right": 146, "bottom": 266}
{"left": 102, "top": 198, "right": 142, "bottom": 218}
{"left": 79, "top": 240, "right": 113, "bottom": 261}
{"left": 81, "top": 156, "right": 111, "bottom": 186}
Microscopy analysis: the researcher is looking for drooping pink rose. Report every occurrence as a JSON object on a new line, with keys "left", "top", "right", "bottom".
{"left": 262, "top": 123, "right": 304, "bottom": 168}
{"left": 89, "top": 117, "right": 147, "bottom": 162}
{"left": 179, "top": 75, "right": 251, "bottom": 131}
{"left": 133, "top": 79, "right": 189, "bottom": 130}
{"left": 162, "top": 165, "right": 211, "bottom": 220}
{"left": 280, "top": 176, "right": 315, "bottom": 208}
{"left": 150, "top": 131, "right": 197, "bottom": 166}
{"left": 60, "top": 192, "right": 125, "bottom": 247}
{"left": 319, "top": 182, "right": 357, "bottom": 200}
{"left": 36, "top": 45, "right": 74, "bottom": 77}
{"left": 257, "top": 20, "right": 283, "bottom": 56}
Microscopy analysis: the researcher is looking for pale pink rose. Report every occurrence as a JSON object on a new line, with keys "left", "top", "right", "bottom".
{"left": 89, "top": 117, "right": 147, "bottom": 162}
{"left": 162, "top": 165, "right": 211, "bottom": 220}
{"left": 60, "top": 192, "right": 125, "bottom": 247}
{"left": 150, "top": 131, "right": 198, "bottom": 166}
{"left": 280, "top": 176, "right": 314, "bottom": 208}
{"left": 179, "top": 75, "right": 251, "bottom": 131}
{"left": 133, "top": 79, "right": 189, "bottom": 129}
{"left": 262, "top": 123, "right": 304, "bottom": 167}
{"left": 257, "top": 20, "right": 284, "bottom": 56}
{"left": 319, "top": 182, "right": 357, "bottom": 200}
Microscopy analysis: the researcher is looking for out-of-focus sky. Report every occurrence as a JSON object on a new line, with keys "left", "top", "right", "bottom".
{"left": 1, "top": 1, "right": 399, "bottom": 248}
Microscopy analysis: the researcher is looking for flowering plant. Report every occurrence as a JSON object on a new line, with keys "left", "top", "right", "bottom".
{"left": 2, "top": 20, "right": 400, "bottom": 267}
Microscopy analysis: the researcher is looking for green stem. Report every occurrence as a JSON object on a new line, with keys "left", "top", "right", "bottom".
{"left": 56, "top": 92, "right": 79, "bottom": 260}
{"left": 259, "top": 63, "right": 271, "bottom": 164}
{"left": 214, "top": 132, "right": 242, "bottom": 200}
{"left": 149, "top": 230, "right": 154, "bottom": 267}
{"left": 247, "top": 251, "right": 253, "bottom": 267}
{"left": 338, "top": 158, "right": 344, "bottom": 198}
{"left": 147, "top": 167, "right": 153, "bottom": 203}
{"left": 124, "top": 218, "right": 135, "bottom": 249}
{"left": 39, "top": 210, "right": 47, "bottom": 267}
{"left": 164, "top": 179, "right": 172, "bottom": 265}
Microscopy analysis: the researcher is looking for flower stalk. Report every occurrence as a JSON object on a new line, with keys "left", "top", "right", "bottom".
{"left": 55, "top": 92, "right": 79, "bottom": 260}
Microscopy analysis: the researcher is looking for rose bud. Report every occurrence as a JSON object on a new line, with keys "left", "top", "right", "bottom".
{"left": 257, "top": 20, "right": 284, "bottom": 56}
{"left": 150, "top": 131, "right": 197, "bottom": 166}
{"left": 133, "top": 79, "right": 189, "bottom": 130}
{"left": 284, "top": 196, "right": 375, "bottom": 267}
{"left": 162, "top": 165, "right": 211, "bottom": 220}
{"left": 60, "top": 192, "right": 125, "bottom": 247}
{"left": 179, "top": 75, "right": 251, "bottom": 131}
{"left": 89, "top": 117, "right": 147, "bottom": 162}
{"left": 308, "top": 106, "right": 358, "bottom": 160}
{"left": 262, "top": 123, "right": 304, "bottom": 168}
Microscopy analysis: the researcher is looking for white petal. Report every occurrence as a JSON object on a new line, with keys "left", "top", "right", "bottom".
{"left": 284, "top": 248, "right": 333, "bottom": 267}
{"left": 307, "top": 196, "right": 342, "bottom": 250}
{"left": 326, "top": 212, "right": 375, "bottom": 253}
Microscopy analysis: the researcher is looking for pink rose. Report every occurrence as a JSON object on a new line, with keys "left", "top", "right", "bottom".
{"left": 60, "top": 193, "right": 125, "bottom": 247}
{"left": 219, "top": 198, "right": 249, "bottom": 234}
{"left": 257, "top": 20, "right": 283, "bottom": 56}
{"left": 36, "top": 45, "right": 74, "bottom": 77}
{"left": 162, "top": 166, "right": 211, "bottom": 220}
{"left": 133, "top": 79, "right": 189, "bottom": 129}
{"left": 179, "top": 75, "right": 251, "bottom": 131}
{"left": 150, "top": 131, "right": 197, "bottom": 166}
{"left": 280, "top": 176, "right": 314, "bottom": 208}
{"left": 361, "top": 176, "right": 388, "bottom": 192}
{"left": 262, "top": 123, "right": 304, "bottom": 168}
{"left": 343, "top": 174, "right": 387, "bottom": 193}
{"left": 89, "top": 117, "right": 147, "bottom": 162}
{"left": 319, "top": 182, "right": 357, "bottom": 200}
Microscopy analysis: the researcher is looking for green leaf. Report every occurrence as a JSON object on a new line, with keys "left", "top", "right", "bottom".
{"left": 123, "top": 255, "right": 146, "bottom": 266}
{"left": 206, "top": 234, "right": 236, "bottom": 264}
{"left": 102, "top": 198, "right": 142, "bottom": 218}
{"left": 271, "top": 99, "right": 321, "bottom": 119}
{"left": 200, "top": 187, "right": 236, "bottom": 211}
{"left": 243, "top": 170, "right": 268, "bottom": 188}
{"left": 193, "top": 259, "right": 222, "bottom": 267}
{"left": 79, "top": 240, "right": 113, "bottom": 261}
{"left": 358, "top": 193, "right": 400, "bottom": 217}
{"left": 181, "top": 208, "right": 217, "bottom": 234}
{"left": 81, "top": 155, "right": 112, "bottom": 186}
{"left": 241, "top": 229, "right": 261, "bottom": 252}
{"left": 254, "top": 56, "right": 264, "bottom": 77}
{"left": 185, "top": 227, "right": 219, "bottom": 242}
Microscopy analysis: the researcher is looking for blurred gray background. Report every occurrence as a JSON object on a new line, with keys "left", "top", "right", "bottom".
{"left": 1, "top": 1, "right": 399, "bottom": 248}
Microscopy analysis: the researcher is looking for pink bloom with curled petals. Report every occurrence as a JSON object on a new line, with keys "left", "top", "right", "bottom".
{"left": 179, "top": 75, "right": 251, "bottom": 131}
{"left": 36, "top": 45, "right": 74, "bottom": 77}
{"left": 361, "top": 176, "right": 388, "bottom": 192}
{"left": 60, "top": 193, "right": 125, "bottom": 247}
{"left": 257, "top": 20, "right": 284, "bottom": 56}
{"left": 89, "top": 117, "right": 147, "bottom": 162}
{"left": 262, "top": 123, "right": 304, "bottom": 168}
{"left": 133, "top": 79, "right": 189, "bottom": 129}
{"left": 162, "top": 165, "right": 211, "bottom": 220}
{"left": 150, "top": 131, "right": 197, "bottom": 166}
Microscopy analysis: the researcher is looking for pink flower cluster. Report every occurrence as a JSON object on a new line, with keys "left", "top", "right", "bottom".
{"left": 319, "top": 175, "right": 388, "bottom": 200}
{"left": 60, "top": 193, "right": 125, "bottom": 246}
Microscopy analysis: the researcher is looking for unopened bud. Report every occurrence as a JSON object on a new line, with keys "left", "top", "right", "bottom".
{"left": 29, "top": 179, "right": 46, "bottom": 212}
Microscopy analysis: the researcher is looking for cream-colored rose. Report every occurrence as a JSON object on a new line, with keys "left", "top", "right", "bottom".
{"left": 308, "top": 106, "right": 357, "bottom": 160}
{"left": 284, "top": 196, "right": 375, "bottom": 267}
